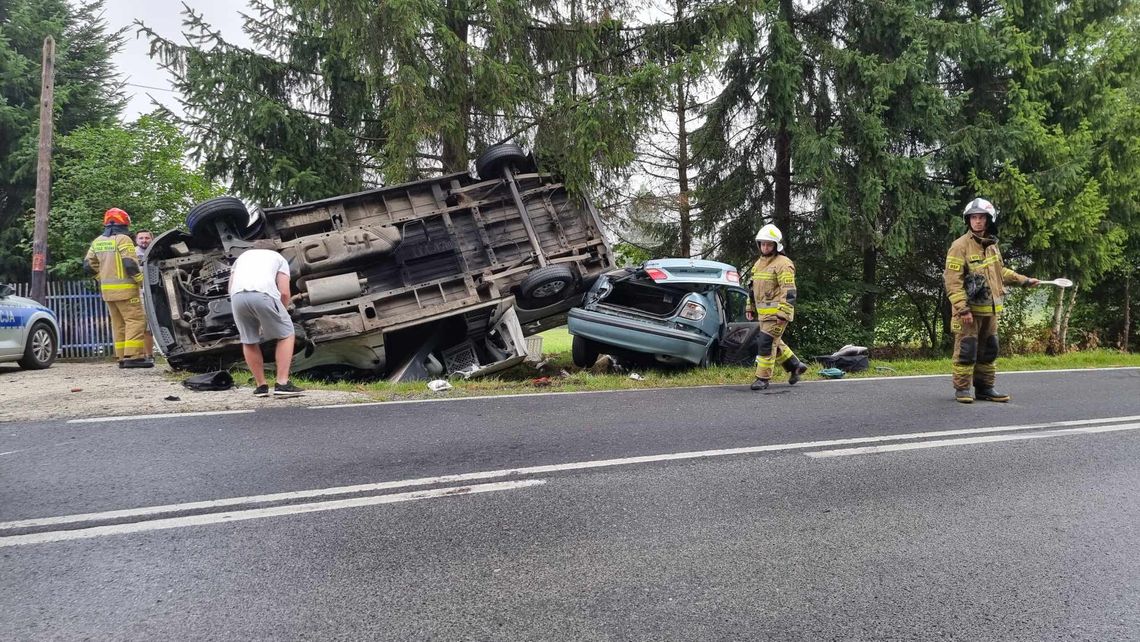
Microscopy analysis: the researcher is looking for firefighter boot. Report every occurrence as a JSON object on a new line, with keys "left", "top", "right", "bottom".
{"left": 955, "top": 388, "right": 974, "bottom": 404}
{"left": 750, "top": 377, "right": 770, "bottom": 391}
{"left": 785, "top": 357, "right": 808, "bottom": 385}
{"left": 975, "top": 386, "right": 1010, "bottom": 402}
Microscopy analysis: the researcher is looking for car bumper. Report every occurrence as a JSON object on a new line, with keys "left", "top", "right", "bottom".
{"left": 567, "top": 307, "right": 711, "bottom": 364}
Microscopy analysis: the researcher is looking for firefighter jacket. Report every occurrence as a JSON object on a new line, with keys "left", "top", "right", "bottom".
{"left": 85, "top": 232, "right": 142, "bottom": 302}
{"left": 751, "top": 253, "right": 797, "bottom": 322}
{"left": 943, "top": 231, "right": 1032, "bottom": 317}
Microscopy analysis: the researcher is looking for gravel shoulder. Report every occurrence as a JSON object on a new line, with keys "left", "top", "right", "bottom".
{"left": 0, "top": 361, "right": 371, "bottom": 423}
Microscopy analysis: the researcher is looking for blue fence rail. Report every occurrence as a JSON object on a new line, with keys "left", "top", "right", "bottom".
{"left": 12, "top": 281, "right": 114, "bottom": 359}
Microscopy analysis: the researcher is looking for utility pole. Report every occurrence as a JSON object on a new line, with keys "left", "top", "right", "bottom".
{"left": 30, "top": 35, "right": 56, "bottom": 304}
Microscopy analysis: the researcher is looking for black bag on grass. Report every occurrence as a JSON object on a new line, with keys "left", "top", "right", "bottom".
{"left": 813, "top": 354, "right": 869, "bottom": 373}
{"left": 182, "top": 370, "right": 235, "bottom": 391}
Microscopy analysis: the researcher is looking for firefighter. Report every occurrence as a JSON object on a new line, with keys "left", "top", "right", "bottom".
{"left": 84, "top": 208, "right": 152, "bottom": 368}
{"left": 944, "top": 198, "right": 1038, "bottom": 403}
{"left": 750, "top": 224, "right": 809, "bottom": 391}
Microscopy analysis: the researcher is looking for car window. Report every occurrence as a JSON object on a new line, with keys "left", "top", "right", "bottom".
{"left": 722, "top": 288, "right": 752, "bottom": 323}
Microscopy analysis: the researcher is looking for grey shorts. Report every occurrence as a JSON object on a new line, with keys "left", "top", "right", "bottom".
{"left": 231, "top": 291, "right": 294, "bottom": 344}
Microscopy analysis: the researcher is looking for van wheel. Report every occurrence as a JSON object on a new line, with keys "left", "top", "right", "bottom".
{"left": 18, "top": 321, "right": 56, "bottom": 369}
{"left": 517, "top": 265, "right": 577, "bottom": 309}
{"left": 572, "top": 335, "right": 601, "bottom": 368}
{"left": 475, "top": 143, "right": 528, "bottom": 180}
{"left": 187, "top": 197, "right": 249, "bottom": 239}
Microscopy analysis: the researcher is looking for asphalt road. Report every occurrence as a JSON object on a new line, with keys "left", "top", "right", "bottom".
{"left": 2, "top": 368, "right": 1139, "bottom": 640}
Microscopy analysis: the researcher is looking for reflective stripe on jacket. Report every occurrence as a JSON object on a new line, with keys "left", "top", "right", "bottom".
{"left": 85, "top": 233, "right": 142, "bottom": 301}
{"left": 943, "top": 232, "right": 1031, "bottom": 316}
{"left": 751, "top": 254, "right": 797, "bottom": 322}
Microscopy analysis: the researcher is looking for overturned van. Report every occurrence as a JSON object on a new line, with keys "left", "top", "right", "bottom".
{"left": 141, "top": 144, "right": 614, "bottom": 380}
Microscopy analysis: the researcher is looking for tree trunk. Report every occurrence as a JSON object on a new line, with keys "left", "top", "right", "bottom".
{"left": 1122, "top": 272, "right": 1132, "bottom": 352}
{"left": 441, "top": 0, "right": 470, "bottom": 173}
{"left": 860, "top": 244, "right": 876, "bottom": 332}
{"left": 1048, "top": 288, "right": 1065, "bottom": 354}
{"left": 771, "top": 0, "right": 795, "bottom": 251}
{"left": 1059, "top": 282, "right": 1079, "bottom": 352}
{"left": 674, "top": 0, "right": 692, "bottom": 258}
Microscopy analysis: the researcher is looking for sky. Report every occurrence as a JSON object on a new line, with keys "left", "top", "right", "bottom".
{"left": 102, "top": 0, "right": 252, "bottom": 120}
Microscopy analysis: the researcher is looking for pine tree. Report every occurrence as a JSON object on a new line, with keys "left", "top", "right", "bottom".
{"left": 0, "top": 0, "right": 124, "bottom": 282}
{"left": 140, "top": 0, "right": 745, "bottom": 205}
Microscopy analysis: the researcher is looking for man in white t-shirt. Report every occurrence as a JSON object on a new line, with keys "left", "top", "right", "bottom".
{"left": 228, "top": 240, "right": 303, "bottom": 397}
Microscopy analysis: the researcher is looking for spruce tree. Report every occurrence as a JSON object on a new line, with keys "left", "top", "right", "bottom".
{"left": 0, "top": 0, "right": 124, "bottom": 282}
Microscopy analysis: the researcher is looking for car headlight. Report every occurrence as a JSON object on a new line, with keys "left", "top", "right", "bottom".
{"left": 679, "top": 301, "right": 706, "bottom": 321}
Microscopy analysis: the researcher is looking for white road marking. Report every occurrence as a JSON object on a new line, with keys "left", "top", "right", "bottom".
{"left": 806, "top": 422, "right": 1140, "bottom": 458}
{"left": 6, "top": 414, "right": 1139, "bottom": 531}
{"left": 0, "top": 479, "right": 545, "bottom": 548}
{"left": 67, "top": 410, "right": 254, "bottom": 424}
{"left": 307, "top": 366, "right": 1140, "bottom": 409}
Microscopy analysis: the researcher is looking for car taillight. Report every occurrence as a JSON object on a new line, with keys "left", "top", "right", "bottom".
{"left": 727, "top": 271, "right": 740, "bottom": 283}
{"left": 679, "top": 301, "right": 706, "bottom": 321}
{"left": 645, "top": 268, "right": 668, "bottom": 281}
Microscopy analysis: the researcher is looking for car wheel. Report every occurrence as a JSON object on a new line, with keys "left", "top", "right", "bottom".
{"left": 187, "top": 196, "right": 250, "bottom": 239}
{"left": 18, "top": 321, "right": 56, "bottom": 369}
{"left": 571, "top": 335, "right": 600, "bottom": 368}
{"left": 475, "top": 143, "right": 528, "bottom": 180}
{"left": 698, "top": 342, "right": 718, "bottom": 368}
{"left": 517, "top": 265, "right": 577, "bottom": 309}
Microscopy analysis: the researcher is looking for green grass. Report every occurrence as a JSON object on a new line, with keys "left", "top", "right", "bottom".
{"left": 212, "top": 347, "right": 1140, "bottom": 403}
{"left": 537, "top": 327, "right": 573, "bottom": 354}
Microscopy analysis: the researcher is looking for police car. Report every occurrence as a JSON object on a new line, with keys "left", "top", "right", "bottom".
{"left": 0, "top": 283, "right": 60, "bottom": 369}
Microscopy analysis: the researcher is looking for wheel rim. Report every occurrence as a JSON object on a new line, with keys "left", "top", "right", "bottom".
{"left": 31, "top": 328, "right": 53, "bottom": 363}
{"left": 531, "top": 281, "right": 567, "bottom": 298}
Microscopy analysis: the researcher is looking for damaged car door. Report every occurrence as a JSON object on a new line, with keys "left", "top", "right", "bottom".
{"left": 141, "top": 143, "right": 614, "bottom": 380}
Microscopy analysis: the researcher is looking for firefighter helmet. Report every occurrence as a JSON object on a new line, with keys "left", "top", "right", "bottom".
{"left": 755, "top": 224, "right": 784, "bottom": 252}
{"left": 962, "top": 198, "right": 997, "bottom": 234}
{"left": 103, "top": 208, "right": 131, "bottom": 226}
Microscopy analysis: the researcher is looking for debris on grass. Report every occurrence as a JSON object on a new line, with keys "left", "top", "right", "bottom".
{"left": 427, "top": 379, "right": 453, "bottom": 392}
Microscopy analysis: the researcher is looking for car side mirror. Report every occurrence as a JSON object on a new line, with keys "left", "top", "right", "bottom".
{"left": 0, "top": 283, "right": 13, "bottom": 298}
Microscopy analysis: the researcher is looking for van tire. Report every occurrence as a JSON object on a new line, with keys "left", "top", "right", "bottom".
{"left": 476, "top": 143, "right": 528, "bottom": 180}
{"left": 517, "top": 265, "right": 577, "bottom": 309}
{"left": 572, "top": 335, "right": 601, "bottom": 368}
{"left": 187, "top": 197, "right": 249, "bottom": 239}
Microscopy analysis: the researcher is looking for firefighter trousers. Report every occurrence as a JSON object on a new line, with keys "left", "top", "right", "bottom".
{"left": 106, "top": 296, "right": 146, "bottom": 359}
{"left": 754, "top": 318, "right": 801, "bottom": 380}
{"left": 951, "top": 313, "right": 999, "bottom": 390}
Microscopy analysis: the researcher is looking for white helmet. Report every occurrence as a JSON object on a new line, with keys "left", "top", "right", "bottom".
{"left": 755, "top": 224, "right": 783, "bottom": 252}
{"left": 962, "top": 197, "right": 998, "bottom": 233}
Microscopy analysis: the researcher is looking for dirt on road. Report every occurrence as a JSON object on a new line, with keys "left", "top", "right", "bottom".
{"left": 0, "top": 361, "right": 371, "bottom": 423}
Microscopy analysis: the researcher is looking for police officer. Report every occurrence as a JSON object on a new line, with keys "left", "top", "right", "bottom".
{"left": 944, "top": 198, "right": 1038, "bottom": 403}
{"left": 84, "top": 208, "right": 152, "bottom": 368}
{"left": 750, "top": 224, "right": 808, "bottom": 391}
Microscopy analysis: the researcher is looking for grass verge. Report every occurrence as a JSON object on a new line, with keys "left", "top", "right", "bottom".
{"left": 214, "top": 347, "right": 1140, "bottom": 404}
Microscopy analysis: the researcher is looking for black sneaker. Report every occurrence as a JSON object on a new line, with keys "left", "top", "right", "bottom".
{"left": 273, "top": 381, "right": 304, "bottom": 397}
{"left": 750, "top": 378, "right": 769, "bottom": 391}
{"left": 253, "top": 384, "right": 270, "bottom": 397}
{"left": 955, "top": 389, "right": 974, "bottom": 404}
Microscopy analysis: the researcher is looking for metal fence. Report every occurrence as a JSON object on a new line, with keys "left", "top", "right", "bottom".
{"left": 12, "top": 281, "right": 113, "bottom": 359}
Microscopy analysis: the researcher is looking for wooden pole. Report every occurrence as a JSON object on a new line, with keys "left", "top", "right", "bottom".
{"left": 30, "top": 35, "right": 56, "bottom": 305}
